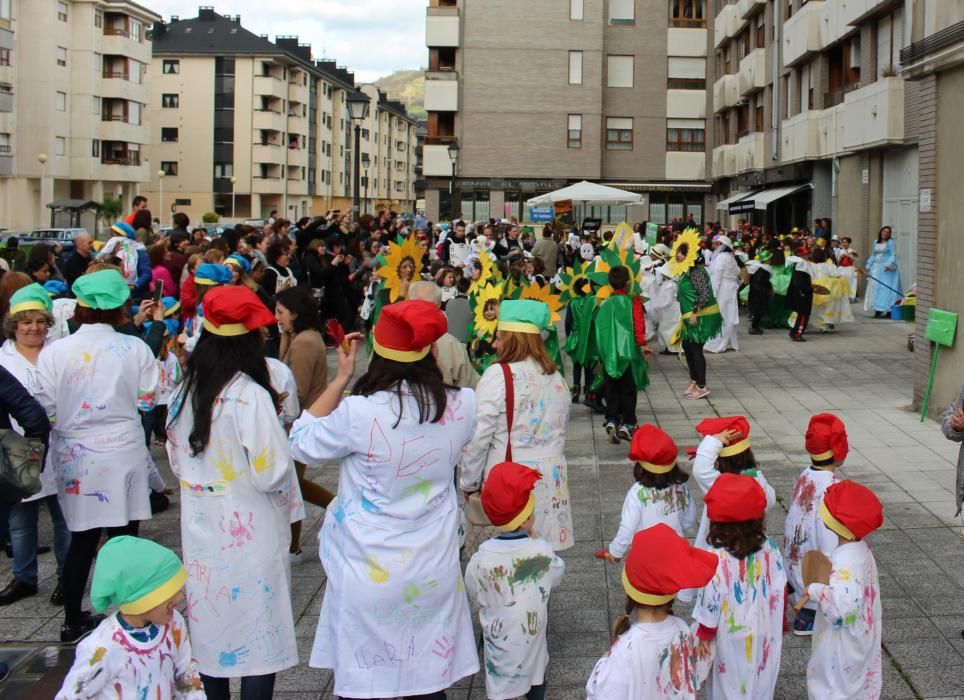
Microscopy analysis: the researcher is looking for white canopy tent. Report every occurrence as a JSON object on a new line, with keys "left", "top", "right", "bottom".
{"left": 525, "top": 180, "right": 644, "bottom": 207}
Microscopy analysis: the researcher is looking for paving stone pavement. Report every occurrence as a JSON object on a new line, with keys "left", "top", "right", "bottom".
{"left": 1, "top": 311, "right": 962, "bottom": 699}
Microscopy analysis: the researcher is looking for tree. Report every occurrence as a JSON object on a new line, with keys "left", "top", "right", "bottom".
{"left": 97, "top": 197, "right": 122, "bottom": 237}
{"left": 202, "top": 211, "right": 220, "bottom": 224}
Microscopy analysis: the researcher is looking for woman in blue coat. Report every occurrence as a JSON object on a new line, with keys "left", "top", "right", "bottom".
{"left": 864, "top": 226, "right": 902, "bottom": 317}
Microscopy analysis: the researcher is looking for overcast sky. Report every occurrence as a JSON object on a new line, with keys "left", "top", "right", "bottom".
{"left": 147, "top": 1, "right": 427, "bottom": 82}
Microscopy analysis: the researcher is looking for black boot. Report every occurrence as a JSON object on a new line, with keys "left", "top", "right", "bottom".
{"left": 0, "top": 578, "right": 38, "bottom": 606}
{"left": 61, "top": 612, "right": 105, "bottom": 644}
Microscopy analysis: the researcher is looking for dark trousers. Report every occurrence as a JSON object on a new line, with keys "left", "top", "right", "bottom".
{"left": 682, "top": 341, "right": 707, "bottom": 387}
{"left": 604, "top": 369, "right": 637, "bottom": 425}
{"left": 63, "top": 521, "right": 139, "bottom": 623}
{"left": 571, "top": 362, "right": 589, "bottom": 389}
{"left": 341, "top": 693, "right": 446, "bottom": 700}
{"left": 141, "top": 405, "right": 168, "bottom": 444}
{"left": 791, "top": 313, "right": 809, "bottom": 338}
{"left": 201, "top": 673, "right": 276, "bottom": 700}
{"left": 750, "top": 313, "right": 763, "bottom": 331}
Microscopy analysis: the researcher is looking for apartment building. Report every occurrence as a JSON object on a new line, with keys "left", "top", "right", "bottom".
{"left": 143, "top": 8, "right": 418, "bottom": 225}
{"left": 710, "top": 0, "right": 922, "bottom": 272}
{"left": 422, "top": 0, "right": 715, "bottom": 224}
{"left": 0, "top": 0, "right": 161, "bottom": 231}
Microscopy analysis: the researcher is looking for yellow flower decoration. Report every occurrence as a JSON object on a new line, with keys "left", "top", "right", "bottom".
{"left": 472, "top": 283, "right": 503, "bottom": 338}
{"left": 590, "top": 247, "right": 637, "bottom": 302}
{"left": 381, "top": 235, "right": 425, "bottom": 302}
{"left": 520, "top": 282, "right": 564, "bottom": 325}
{"left": 669, "top": 227, "right": 701, "bottom": 278}
{"left": 467, "top": 250, "right": 499, "bottom": 297}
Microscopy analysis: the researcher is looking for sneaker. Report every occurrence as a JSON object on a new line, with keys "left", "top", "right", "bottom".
{"left": 682, "top": 380, "right": 697, "bottom": 398}
{"left": 570, "top": 385, "right": 581, "bottom": 403}
{"left": 617, "top": 424, "right": 635, "bottom": 441}
{"left": 289, "top": 549, "right": 304, "bottom": 566}
{"left": 792, "top": 608, "right": 816, "bottom": 636}
{"left": 50, "top": 578, "right": 64, "bottom": 606}
{"left": 604, "top": 421, "right": 619, "bottom": 444}
{"left": 687, "top": 386, "right": 711, "bottom": 400}
{"left": 61, "top": 612, "right": 105, "bottom": 644}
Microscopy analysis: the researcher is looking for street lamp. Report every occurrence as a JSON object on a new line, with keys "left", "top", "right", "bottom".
{"left": 361, "top": 152, "right": 371, "bottom": 216}
{"left": 346, "top": 91, "right": 370, "bottom": 223}
{"left": 157, "top": 169, "right": 165, "bottom": 225}
{"left": 230, "top": 175, "right": 238, "bottom": 220}
{"left": 37, "top": 153, "right": 48, "bottom": 226}
{"left": 447, "top": 142, "right": 460, "bottom": 222}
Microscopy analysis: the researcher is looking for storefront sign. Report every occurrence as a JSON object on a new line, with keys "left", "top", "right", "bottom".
{"left": 729, "top": 200, "right": 756, "bottom": 214}
{"left": 529, "top": 207, "right": 554, "bottom": 222}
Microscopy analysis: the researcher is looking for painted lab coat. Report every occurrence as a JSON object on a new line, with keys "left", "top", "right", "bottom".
{"left": 465, "top": 534, "right": 565, "bottom": 700}
{"left": 607, "top": 482, "right": 696, "bottom": 559}
{"left": 704, "top": 251, "right": 740, "bottom": 354}
{"left": 166, "top": 372, "right": 303, "bottom": 678}
{"left": 644, "top": 264, "right": 681, "bottom": 352}
{"left": 693, "top": 538, "right": 786, "bottom": 700}
{"left": 783, "top": 467, "right": 839, "bottom": 608}
{"left": 806, "top": 540, "right": 882, "bottom": 700}
{"left": 461, "top": 357, "right": 574, "bottom": 550}
{"left": 864, "top": 239, "right": 902, "bottom": 313}
{"left": 36, "top": 324, "right": 159, "bottom": 531}
{"left": 288, "top": 387, "right": 480, "bottom": 698}
{"left": 586, "top": 618, "right": 713, "bottom": 700}
{"left": 49, "top": 298, "right": 77, "bottom": 341}
{"left": 55, "top": 611, "right": 204, "bottom": 700}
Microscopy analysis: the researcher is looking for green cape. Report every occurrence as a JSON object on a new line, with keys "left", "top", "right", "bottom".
{"left": 563, "top": 294, "right": 598, "bottom": 368}
{"left": 594, "top": 294, "right": 649, "bottom": 390}
{"left": 764, "top": 264, "right": 794, "bottom": 328}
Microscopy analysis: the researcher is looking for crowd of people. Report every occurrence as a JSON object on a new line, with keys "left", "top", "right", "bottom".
{"left": 0, "top": 200, "right": 906, "bottom": 699}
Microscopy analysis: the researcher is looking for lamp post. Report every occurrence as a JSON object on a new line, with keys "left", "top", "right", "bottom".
{"left": 37, "top": 153, "right": 48, "bottom": 227}
{"left": 346, "top": 91, "right": 370, "bottom": 223}
{"left": 157, "top": 169, "right": 165, "bottom": 225}
{"left": 230, "top": 175, "right": 238, "bottom": 220}
{"left": 361, "top": 152, "right": 371, "bottom": 216}
{"left": 447, "top": 142, "right": 460, "bottom": 222}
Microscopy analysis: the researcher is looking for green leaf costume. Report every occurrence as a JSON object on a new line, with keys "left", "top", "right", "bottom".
{"left": 594, "top": 294, "right": 649, "bottom": 391}
{"left": 676, "top": 267, "right": 723, "bottom": 344}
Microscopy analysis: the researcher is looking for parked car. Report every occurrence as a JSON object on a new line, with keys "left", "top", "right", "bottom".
{"left": 24, "top": 228, "right": 88, "bottom": 254}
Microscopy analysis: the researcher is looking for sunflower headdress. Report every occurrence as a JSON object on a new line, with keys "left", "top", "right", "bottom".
{"left": 520, "top": 280, "right": 565, "bottom": 325}
{"left": 471, "top": 283, "right": 503, "bottom": 338}
{"left": 588, "top": 246, "right": 641, "bottom": 301}
{"left": 467, "top": 249, "right": 500, "bottom": 297}
{"left": 669, "top": 227, "right": 701, "bottom": 278}
{"left": 556, "top": 259, "right": 591, "bottom": 303}
{"left": 380, "top": 234, "right": 425, "bottom": 302}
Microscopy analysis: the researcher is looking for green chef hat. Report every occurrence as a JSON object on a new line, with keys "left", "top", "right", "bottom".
{"left": 758, "top": 249, "right": 773, "bottom": 263}
{"left": 90, "top": 536, "right": 187, "bottom": 614}
{"left": 497, "top": 299, "right": 551, "bottom": 334}
{"left": 72, "top": 269, "right": 131, "bottom": 310}
{"left": 8, "top": 283, "right": 53, "bottom": 316}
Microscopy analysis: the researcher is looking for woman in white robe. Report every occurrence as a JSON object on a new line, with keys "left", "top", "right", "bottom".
{"left": 166, "top": 285, "right": 303, "bottom": 698}
{"left": 704, "top": 238, "right": 740, "bottom": 353}
{"left": 289, "top": 299, "right": 479, "bottom": 699}
{"left": 644, "top": 263, "right": 681, "bottom": 353}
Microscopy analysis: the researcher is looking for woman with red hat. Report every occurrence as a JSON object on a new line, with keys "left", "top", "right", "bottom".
{"left": 166, "top": 285, "right": 304, "bottom": 698}
{"left": 288, "top": 299, "right": 480, "bottom": 699}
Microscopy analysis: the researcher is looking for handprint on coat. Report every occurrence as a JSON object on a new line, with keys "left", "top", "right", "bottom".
{"left": 220, "top": 511, "right": 255, "bottom": 550}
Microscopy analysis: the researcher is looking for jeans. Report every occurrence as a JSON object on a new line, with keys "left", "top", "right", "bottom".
{"left": 604, "top": 369, "right": 637, "bottom": 425}
{"left": 63, "top": 522, "right": 139, "bottom": 624}
{"left": 201, "top": 673, "right": 276, "bottom": 700}
{"left": 141, "top": 405, "right": 168, "bottom": 445}
{"left": 9, "top": 496, "right": 70, "bottom": 585}
{"left": 682, "top": 341, "right": 707, "bottom": 387}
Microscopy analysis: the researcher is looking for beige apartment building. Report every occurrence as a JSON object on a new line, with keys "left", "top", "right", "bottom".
{"left": 141, "top": 8, "right": 418, "bottom": 226}
{"left": 0, "top": 0, "right": 161, "bottom": 232}
{"left": 422, "top": 0, "right": 715, "bottom": 224}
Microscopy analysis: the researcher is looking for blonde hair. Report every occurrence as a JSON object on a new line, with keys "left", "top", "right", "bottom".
{"left": 495, "top": 330, "right": 557, "bottom": 374}
{"left": 203, "top": 249, "right": 225, "bottom": 263}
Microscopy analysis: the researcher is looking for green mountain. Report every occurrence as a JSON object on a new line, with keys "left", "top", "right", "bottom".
{"left": 374, "top": 69, "right": 425, "bottom": 119}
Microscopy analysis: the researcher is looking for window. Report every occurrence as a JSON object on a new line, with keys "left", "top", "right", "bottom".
{"left": 129, "top": 102, "right": 141, "bottom": 125}
{"left": 94, "top": 11, "right": 102, "bottom": 28}
{"left": 610, "top": 0, "right": 634, "bottom": 24}
{"left": 786, "top": 0, "right": 793, "bottom": 19}
{"left": 755, "top": 12, "right": 766, "bottom": 49}
{"left": 55, "top": 137, "right": 66, "bottom": 156}
{"left": 130, "top": 19, "right": 142, "bottom": 42}
{"left": 57, "top": 1, "right": 67, "bottom": 21}
{"left": 161, "top": 127, "right": 178, "bottom": 142}
{"left": 666, "top": 119, "right": 705, "bottom": 151}
{"left": 214, "top": 127, "right": 234, "bottom": 143}
{"left": 0, "top": 133, "right": 9, "bottom": 155}
{"left": 214, "top": 163, "right": 233, "bottom": 178}
{"left": 606, "top": 117, "right": 633, "bottom": 150}
{"left": 162, "top": 93, "right": 179, "bottom": 108}
{"left": 567, "top": 114, "right": 582, "bottom": 148}
{"left": 56, "top": 46, "right": 67, "bottom": 67}
{"left": 669, "top": 0, "right": 705, "bottom": 27}
{"left": 91, "top": 140, "right": 100, "bottom": 158}
{"left": 799, "top": 62, "right": 814, "bottom": 111}
{"left": 162, "top": 59, "right": 180, "bottom": 75}
{"left": 161, "top": 161, "right": 178, "bottom": 176}
{"left": 0, "top": 49, "right": 9, "bottom": 67}
{"left": 0, "top": 0, "right": 9, "bottom": 19}
{"left": 667, "top": 57, "right": 706, "bottom": 89}
{"left": 754, "top": 94, "right": 765, "bottom": 131}
{"left": 607, "top": 55, "right": 634, "bottom": 88}
{"left": 876, "top": 11, "right": 902, "bottom": 78}
{"left": 55, "top": 91, "right": 66, "bottom": 111}
{"left": 570, "top": 0, "right": 583, "bottom": 20}
{"left": 568, "top": 51, "right": 583, "bottom": 85}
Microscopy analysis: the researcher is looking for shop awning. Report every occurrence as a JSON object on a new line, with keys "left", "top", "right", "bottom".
{"left": 716, "top": 190, "right": 758, "bottom": 211}
{"left": 743, "top": 183, "right": 812, "bottom": 210}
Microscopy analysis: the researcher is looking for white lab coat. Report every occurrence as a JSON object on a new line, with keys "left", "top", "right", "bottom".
{"left": 705, "top": 251, "right": 740, "bottom": 353}
{"left": 607, "top": 482, "right": 696, "bottom": 559}
{"left": 783, "top": 467, "right": 839, "bottom": 607}
{"left": 166, "top": 372, "right": 303, "bottom": 678}
{"left": 465, "top": 534, "right": 565, "bottom": 700}
{"left": 806, "top": 540, "right": 882, "bottom": 699}
{"left": 693, "top": 538, "right": 786, "bottom": 700}
{"left": 461, "top": 357, "right": 574, "bottom": 550}
{"left": 288, "top": 387, "right": 480, "bottom": 698}
{"left": 37, "top": 324, "right": 159, "bottom": 531}
{"left": 645, "top": 264, "right": 681, "bottom": 352}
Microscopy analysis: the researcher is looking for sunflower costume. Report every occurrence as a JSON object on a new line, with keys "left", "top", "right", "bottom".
{"left": 592, "top": 262, "right": 650, "bottom": 398}
{"left": 367, "top": 235, "right": 426, "bottom": 351}
{"left": 670, "top": 228, "right": 723, "bottom": 346}
{"left": 467, "top": 283, "right": 503, "bottom": 373}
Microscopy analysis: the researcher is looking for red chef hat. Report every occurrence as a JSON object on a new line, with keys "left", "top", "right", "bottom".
{"left": 481, "top": 462, "right": 542, "bottom": 531}
{"left": 202, "top": 285, "right": 277, "bottom": 336}
{"left": 805, "top": 413, "right": 849, "bottom": 464}
{"left": 373, "top": 299, "right": 448, "bottom": 363}
{"left": 695, "top": 416, "right": 752, "bottom": 457}
{"left": 628, "top": 425, "right": 679, "bottom": 474}
{"left": 705, "top": 473, "right": 767, "bottom": 522}
{"left": 621, "top": 524, "right": 718, "bottom": 605}
{"left": 819, "top": 481, "right": 883, "bottom": 541}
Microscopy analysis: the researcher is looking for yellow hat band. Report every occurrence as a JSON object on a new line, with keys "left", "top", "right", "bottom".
{"left": 819, "top": 500, "right": 855, "bottom": 541}
{"left": 194, "top": 277, "right": 220, "bottom": 286}
{"left": 118, "top": 567, "right": 187, "bottom": 615}
{"left": 497, "top": 321, "right": 541, "bottom": 334}
{"left": 76, "top": 299, "right": 91, "bottom": 308}
{"left": 165, "top": 301, "right": 181, "bottom": 317}
{"left": 718, "top": 438, "right": 751, "bottom": 458}
{"left": 638, "top": 461, "right": 676, "bottom": 475}
{"left": 9, "top": 301, "right": 50, "bottom": 315}
{"left": 203, "top": 319, "right": 250, "bottom": 337}
{"left": 809, "top": 449, "right": 835, "bottom": 462}
{"left": 373, "top": 338, "right": 431, "bottom": 363}
{"left": 621, "top": 568, "right": 676, "bottom": 606}
{"left": 497, "top": 493, "right": 537, "bottom": 532}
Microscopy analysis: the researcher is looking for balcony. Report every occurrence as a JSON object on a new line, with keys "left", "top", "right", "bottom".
{"left": 253, "top": 143, "right": 284, "bottom": 164}
{"left": 0, "top": 148, "right": 11, "bottom": 176}
{"left": 254, "top": 75, "right": 285, "bottom": 99}
{"left": 252, "top": 176, "right": 284, "bottom": 195}
{"left": 842, "top": 77, "right": 905, "bottom": 151}
{"left": 712, "top": 143, "right": 738, "bottom": 178}
{"left": 736, "top": 132, "right": 765, "bottom": 172}
{"left": 424, "top": 77, "right": 459, "bottom": 112}
{"left": 738, "top": 48, "right": 767, "bottom": 96}
{"left": 783, "top": 1, "right": 824, "bottom": 67}
{"left": 738, "top": 0, "right": 766, "bottom": 19}
{"left": 667, "top": 90, "right": 707, "bottom": 119}
{"left": 665, "top": 151, "right": 706, "bottom": 181}
{"left": 253, "top": 109, "right": 286, "bottom": 132}
{"left": 422, "top": 143, "right": 457, "bottom": 177}
{"left": 781, "top": 104, "right": 844, "bottom": 162}
{"left": 714, "top": 3, "right": 742, "bottom": 48}
{"left": 0, "top": 82, "right": 11, "bottom": 113}
{"left": 426, "top": 7, "right": 459, "bottom": 48}
{"left": 96, "top": 120, "right": 146, "bottom": 144}
{"left": 713, "top": 73, "right": 739, "bottom": 113}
